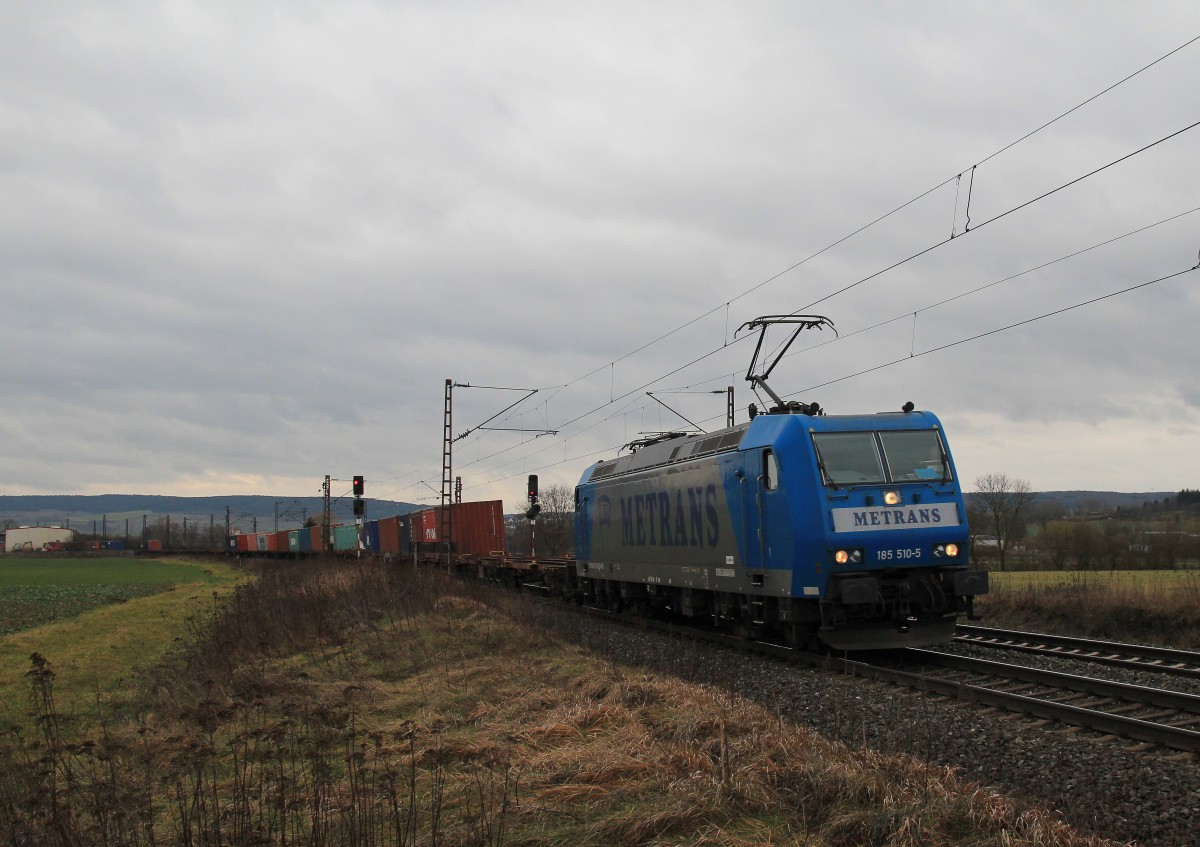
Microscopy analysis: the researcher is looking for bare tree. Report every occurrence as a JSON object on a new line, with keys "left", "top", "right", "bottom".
{"left": 972, "top": 472, "right": 1034, "bottom": 571}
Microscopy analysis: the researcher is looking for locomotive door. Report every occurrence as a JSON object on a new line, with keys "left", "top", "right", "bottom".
{"left": 754, "top": 448, "right": 780, "bottom": 570}
{"left": 739, "top": 446, "right": 777, "bottom": 571}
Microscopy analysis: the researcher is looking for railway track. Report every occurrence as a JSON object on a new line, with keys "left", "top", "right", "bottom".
{"left": 883, "top": 648, "right": 1200, "bottom": 754}
{"left": 571, "top": 608, "right": 1200, "bottom": 754}
{"left": 954, "top": 624, "right": 1200, "bottom": 679}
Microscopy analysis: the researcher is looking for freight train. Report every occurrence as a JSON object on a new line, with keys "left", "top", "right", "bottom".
{"left": 227, "top": 500, "right": 506, "bottom": 558}
{"left": 228, "top": 402, "right": 986, "bottom": 650}
{"left": 228, "top": 317, "right": 989, "bottom": 650}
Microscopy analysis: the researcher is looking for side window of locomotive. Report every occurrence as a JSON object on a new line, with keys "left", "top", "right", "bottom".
{"left": 762, "top": 449, "right": 779, "bottom": 491}
{"left": 812, "top": 432, "right": 886, "bottom": 485}
{"left": 879, "top": 430, "right": 950, "bottom": 482}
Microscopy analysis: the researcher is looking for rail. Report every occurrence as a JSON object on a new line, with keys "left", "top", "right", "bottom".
{"left": 955, "top": 624, "right": 1200, "bottom": 679}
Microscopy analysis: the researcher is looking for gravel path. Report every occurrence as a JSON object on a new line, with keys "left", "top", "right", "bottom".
{"left": 536, "top": 606, "right": 1200, "bottom": 847}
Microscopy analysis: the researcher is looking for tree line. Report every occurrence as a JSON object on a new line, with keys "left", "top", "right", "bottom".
{"left": 967, "top": 475, "right": 1200, "bottom": 570}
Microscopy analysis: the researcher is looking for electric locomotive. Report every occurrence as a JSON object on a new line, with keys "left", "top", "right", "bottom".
{"left": 571, "top": 315, "right": 988, "bottom": 650}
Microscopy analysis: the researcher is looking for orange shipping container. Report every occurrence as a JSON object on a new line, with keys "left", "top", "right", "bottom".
{"left": 377, "top": 516, "right": 403, "bottom": 554}
{"left": 419, "top": 501, "right": 505, "bottom": 556}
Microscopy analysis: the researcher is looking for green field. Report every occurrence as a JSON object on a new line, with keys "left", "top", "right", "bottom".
{"left": 0, "top": 555, "right": 246, "bottom": 728}
{"left": 0, "top": 556, "right": 229, "bottom": 635}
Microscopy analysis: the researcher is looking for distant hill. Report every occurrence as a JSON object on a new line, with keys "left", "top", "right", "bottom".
{"left": 0, "top": 494, "right": 422, "bottom": 534}
{"left": 1034, "top": 491, "right": 1175, "bottom": 511}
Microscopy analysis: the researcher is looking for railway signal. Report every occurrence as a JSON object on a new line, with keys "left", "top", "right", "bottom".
{"left": 525, "top": 474, "right": 541, "bottom": 518}
{"left": 353, "top": 475, "right": 364, "bottom": 497}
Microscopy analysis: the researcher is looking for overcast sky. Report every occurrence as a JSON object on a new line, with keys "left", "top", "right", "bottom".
{"left": 3, "top": 2, "right": 1198, "bottom": 507}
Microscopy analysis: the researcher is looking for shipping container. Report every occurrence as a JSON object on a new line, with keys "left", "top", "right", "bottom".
{"left": 410, "top": 501, "right": 505, "bottom": 556}
{"left": 309, "top": 525, "right": 327, "bottom": 553}
{"left": 362, "top": 520, "right": 381, "bottom": 553}
{"left": 288, "top": 530, "right": 301, "bottom": 553}
{"left": 333, "top": 524, "right": 360, "bottom": 553}
{"left": 377, "top": 516, "right": 402, "bottom": 555}
{"left": 298, "top": 527, "right": 313, "bottom": 553}
{"left": 273, "top": 530, "right": 290, "bottom": 554}
{"left": 415, "top": 509, "right": 438, "bottom": 543}
{"left": 449, "top": 501, "right": 505, "bottom": 556}
{"left": 147, "top": 539, "right": 165, "bottom": 553}
{"left": 399, "top": 514, "right": 412, "bottom": 555}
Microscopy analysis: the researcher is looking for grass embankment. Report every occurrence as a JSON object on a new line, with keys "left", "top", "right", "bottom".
{"left": 976, "top": 569, "right": 1200, "bottom": 647}
{"left": 0, "top": 556, "right": 247, "bottom": 728}
{"left": 2, "top": 560, "right": 1119, "bottom": 846}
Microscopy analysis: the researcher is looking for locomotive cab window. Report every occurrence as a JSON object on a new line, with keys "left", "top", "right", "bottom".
{"left": 762, "top": 449, "right": 779, "bottom": 491}
{"left": 880, "top": 430, "right": 950, "bottom": 482}
{"left": 812, "top": 432, "right": 886, "bottom": 485}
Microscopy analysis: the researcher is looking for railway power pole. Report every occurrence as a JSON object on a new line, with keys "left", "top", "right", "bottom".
{"left": 727, "top": 385, "right": 735, "bottom": 428}
{"left": 443, "top": 378, "right": 558, "bottom": 564}
{"left": 323, "top": 475, "right": 332, "bottom": 553}
{"left": 442, "top": 379, "right": 454, "bottom": 566}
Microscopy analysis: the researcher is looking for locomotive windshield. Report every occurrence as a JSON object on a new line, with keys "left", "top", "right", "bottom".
{"left": 813, "top": 429, "right": 951, "bottom": 486}
{"left": 880, "top": 430, "right": 951, "bottom": 482}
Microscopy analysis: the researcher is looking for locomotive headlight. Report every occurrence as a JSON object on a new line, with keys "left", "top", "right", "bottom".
{"left": 834, "top": 549, "right": 863, "bottom": 565}
{"left": 883, "top": 490, "right": 902, "bottom": 505}
{"left": 945, "top": 543, "right": 960, "bottom": 558}
{"left": 933, "top": 543, "right": 961, "bottom": 559}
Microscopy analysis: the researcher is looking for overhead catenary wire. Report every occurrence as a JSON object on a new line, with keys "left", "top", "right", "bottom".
{"left": 797, "top": 118, "right": 1200, "bottom": 313}
{"left": 473, "top": 32, "right": 1200, "bottom": 438}
{"left": 396, "top": 190, "right": 1198, "bottom": 499}
{"left": 797, "top": 264, "right": 1200, "bottom": 396}
{"left": 509, "top": 118, "right": 1200, "bottom": 460}
{"left": 474, "top": 262, "right": 1200, "bottom": 488}
{"left": 385, "top": 34, "right": 1200, "bottom": 498}
{"left": 547, "top": 33, "right": 1200, "bottom": 396}
{"left": 454, "top": 205, "right": 1200, "bottom": 481}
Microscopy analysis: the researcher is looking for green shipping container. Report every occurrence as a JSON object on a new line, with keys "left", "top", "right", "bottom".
{"left": 333, "top": 524, "right": 361, "bottom": 553}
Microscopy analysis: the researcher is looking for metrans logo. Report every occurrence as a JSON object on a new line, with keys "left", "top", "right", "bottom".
{"left": 598, "top": 485, "right": 720, "bottom": 548}
{"left": 831, "top": 504, "right": 960, "bottom": 533}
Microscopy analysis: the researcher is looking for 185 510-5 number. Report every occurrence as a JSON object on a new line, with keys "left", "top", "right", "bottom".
{"left": 876, "top": 547, "right": 923, "bottom": 562}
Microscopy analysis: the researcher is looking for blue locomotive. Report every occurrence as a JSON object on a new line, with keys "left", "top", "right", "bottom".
{"left": 571, "top": 316, "right": 988, "bottom": 650}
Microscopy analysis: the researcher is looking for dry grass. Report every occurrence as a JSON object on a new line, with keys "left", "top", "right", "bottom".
{"left": 0, "top": 560, "right": 1127, "bottom": 846}
{"left": 979, "top": 569, "right": 1200, "bottom": 647}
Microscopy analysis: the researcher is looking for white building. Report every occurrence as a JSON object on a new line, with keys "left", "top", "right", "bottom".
{"left": 4, "top": 525, "right": 76, "bottom": 552}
